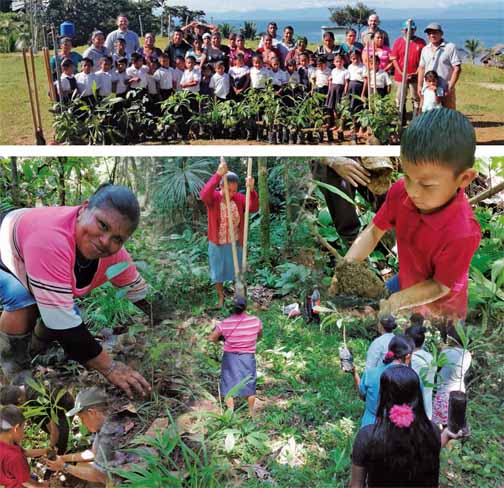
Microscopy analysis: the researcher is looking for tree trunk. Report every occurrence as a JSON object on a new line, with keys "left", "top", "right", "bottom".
{"left": 57, "top": 157, "right": 66, "bottom": 206}
{"left": 10, "top": 157, "right": 19, "bottom": 206}
{"left": 258, "top": 157, "right": 270, "bottom": 264}
{"left": 283, "top": 159, "right": 293, "bottom": 252}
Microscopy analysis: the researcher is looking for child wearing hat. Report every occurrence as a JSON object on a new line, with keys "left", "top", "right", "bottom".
{"left": 0, "top": 404, "right": 49, "bottom": 487}
{"left": 208, "top": 297, "right": 263, "bottom": 414}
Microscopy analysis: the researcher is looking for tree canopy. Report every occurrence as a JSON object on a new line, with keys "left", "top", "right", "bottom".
{"left": 328, "top": 2, "right": 375, "bottom": 33}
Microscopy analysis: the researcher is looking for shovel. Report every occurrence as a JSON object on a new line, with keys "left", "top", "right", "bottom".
{"left": 222, "top": 163, "right": 246, "bottom": 301}
{"left": 22, "top": 48, "right": 46, "bottom": 145}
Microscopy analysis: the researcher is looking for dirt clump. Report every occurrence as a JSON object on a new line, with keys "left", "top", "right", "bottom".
{"left": 360, "top": 157, "right": 394, "bottom": 195}
{"left": 330, "top": 261, "right": 386, "bottom": 299}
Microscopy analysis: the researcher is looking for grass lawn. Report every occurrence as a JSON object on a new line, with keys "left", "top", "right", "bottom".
{"left": 1, "top": 39, "right": 503, "bottom": 145}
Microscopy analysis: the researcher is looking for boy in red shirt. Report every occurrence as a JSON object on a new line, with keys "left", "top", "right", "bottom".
{"left": 0, "top": 405, "right": 48, "bottom": 488}
{"left": 344, "top": 108, "right": 480, "bottom": 321}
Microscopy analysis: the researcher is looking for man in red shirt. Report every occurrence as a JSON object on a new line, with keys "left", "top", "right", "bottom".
{"left": 390, "top": 20, "right": 426, "bottom": 115}
{"left": 344, "top": 108, "right": 481, "bottom": 321}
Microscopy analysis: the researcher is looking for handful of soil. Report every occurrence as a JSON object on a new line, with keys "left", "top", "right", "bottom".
{"left": 360, "top": 157, "right": 394, "bottom": 195}
{"left": 330, "top": 261, "right": 386, "bottom": 299}
{"left": 339, "top": 346, "right": 354, "bottom": 372}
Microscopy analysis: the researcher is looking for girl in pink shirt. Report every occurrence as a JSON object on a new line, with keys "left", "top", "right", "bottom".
{"left": 208, "top": 297, "right": 262, "bottom": 414}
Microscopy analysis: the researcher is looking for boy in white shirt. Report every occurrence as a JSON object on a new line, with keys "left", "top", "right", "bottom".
{"left": 179, "top": 55, "right": 201, "bottom": 93}
{"left": 229, "top": 53, "right": 250, "bottom": 99}
{"left": 154, "top": 52, "right": 174, "bottom": 99}
{"left": 297, "top": 53, "right": 315, "bottom": 91}
{"left": 55, "top": 58, "right": 78, "bottom": 102}
{"left": 250, "top": 55, "right": 271, "bottom": 90}
{"left": 126, "top": 52, "right": 148, "bottom": 90}
{"left": 269, "top": 56, "right": 288, "bottom": 93}
{"left": 96, "top": 56, "right": 114, "bottom": 97}
{"left": 313, "top": 55, "right": 331, "bottom": 96}
{"left": 327, "top": 54, "right": 350, "bottom": 141}
{"left": 364, "top": 54, "right": 392, "bottom": 97}
{"left": 111, "top": 37, "right": 129, "bottom": 67}
{"left": 75, "top": 58, "right": 98, "bottom": 100}
{"left": 209, "top": 61, "right": 230, "bottom": 100}
{"left": 112, "top": 57, "right": 129, "bottom": 96}
{"left": 172, "top": 56, "right": 186, "bottom": 91}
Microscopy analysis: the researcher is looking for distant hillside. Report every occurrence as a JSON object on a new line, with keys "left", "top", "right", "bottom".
{"left": 207, "top": 3, "right": 503, "bottom": 21}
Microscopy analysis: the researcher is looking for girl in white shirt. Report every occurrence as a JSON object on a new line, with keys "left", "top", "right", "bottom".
{"left": 229, "top": 54, "right": 250, "bottom": 99}
{"left": 179, "top": 55, "right": 201, "bottom": 93}
{"left": 249, "top": 55, "right": 271, "bottom": 90}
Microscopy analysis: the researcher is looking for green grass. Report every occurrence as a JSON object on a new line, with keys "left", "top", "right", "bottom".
{"left": 1, "top": 37, "right": 502, "bottom": 145}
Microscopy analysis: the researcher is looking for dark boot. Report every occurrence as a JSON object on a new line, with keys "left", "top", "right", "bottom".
{"left": 0, "top": 331, "right": 32, "bottom": 382}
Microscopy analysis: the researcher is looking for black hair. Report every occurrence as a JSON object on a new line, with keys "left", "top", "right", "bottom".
{"left": 400, "top": 108, "right": 476, "bottom": 175}
{"left": 268, "top": 22, "right": 278, "bottom": 28}
{"left": 130, "top": 52, "right": 143, "bottom": 63}
{"left": 252, "top": 54, "right": 263, "bottom": 63}
{"left": 87, "top": 183, "right": 140, "bottom": 231}
{"left": 287, "top": 59, "right": 297, "bottom": 67}
{"left": 0, "top": 405, "right": 25, "bottom": 432}
{"left": 410, "top": 313, "right": 424, "bottom": 327}
{"left": 233, "top": 297, "right": 247, "bottom": 315}
{"left": 334, "top": 54, "right": 344, "bottom": 61}
{"left": 0, "top": 386, "right": 22, "bottom": 406}
{"left": 346, "top": 28, "right": 357, "bottom": 35}
{"left": 175, "top": 55, "right": 185, "bottom": 62}
{"left": 405, "top": 325, "right": 427, "bottom": 348}
{"left": 284, "top": 25, "right": 294, "bottom": 32}
{"left": 100, "top": 56, "right": 113, "bottom": 64}
{"left": 373, "top": 54, "right": 380, "bottom": 64}
{"left": 117, "top": 57, "right": 128, "bottom": 65}
{"left": 159, "top": 52, "right": 169, "bottom": 59}
{"left": 202, "top": 63, "right": 214, "bottom": 72}
{"left": 235, "top": 53, "right": 244, "bottom": 60}
{"left": 383, "top": 335, "right": 413, "bottom": 364}
{"left": 222, "top": 172, "right": 239, "bottom": 184}
{"left": 61, "top": 58, "right": 74, "bottom": 68}
{"left": 81, "top": 57, "right": 93, "bottom": 66}
{"left": 368, "top": 365, "right": 440, "bottom": 481}
{"left": 60, "top": 37, "right": 72, "bottom": 45}
{"left": 174, "top": 29, "right": 183, "bottom": 35}
{"left": 215, "top": 60, "right": 225, "bottom": 69}
{"left": 316, "top": 55, "right": 327, "bottom": 64}
{"left": 92, "top": 30, "right": 104, "bottom": 39}
{"left": 186, "top": 55, "right": 196, "bottom": 63}
{"left": 380, "top": 314, "right": 397, "bottom": 332}
{"left": 424, "top": 70, "right": 439, "bottom": 82}
{"left": 323, "top": 31, "right": 335, "bottom": 41}
{"left": 115, "top": 37, "right": 126, "bottom": 45}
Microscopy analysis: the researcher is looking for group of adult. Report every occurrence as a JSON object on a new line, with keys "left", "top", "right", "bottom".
{"left": 50, "top": 13, "right": 462, "bottom": 112}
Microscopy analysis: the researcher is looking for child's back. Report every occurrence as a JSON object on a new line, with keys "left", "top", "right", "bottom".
{"left": 217, "top": 312, "right": 262, "bottom": 353}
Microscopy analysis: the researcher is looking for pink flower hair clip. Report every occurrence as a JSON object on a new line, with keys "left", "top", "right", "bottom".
{"left": 389, "top": 404, "right": 415, "bottom": 428}
{"left": 385, "top": 351, "right": 395, "bottom": 359}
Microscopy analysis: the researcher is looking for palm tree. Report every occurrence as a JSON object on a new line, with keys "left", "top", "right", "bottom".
{"left": 464, "top": 39, "right": 483, "bottom": 64}
{"left": 218, "top": 23, "right": 234, "bottom": 39}
{"left": 240, "top": 21, "right": 257, "bottom": 40}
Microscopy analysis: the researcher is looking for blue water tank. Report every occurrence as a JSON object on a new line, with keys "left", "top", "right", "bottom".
{"left": 60, "top": 21, "right": 75, "bottom": 38}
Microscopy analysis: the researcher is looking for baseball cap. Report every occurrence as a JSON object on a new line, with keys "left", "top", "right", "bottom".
{"left": 66, "top": 387, "right": 108, "bottom": 416}
{"left": 424, "top": 22, "right": 443, "bottom": 33}
{"left": 402, "top": 20, "right": 417, "bottom": 30}
{"left": 202, "top": 32, "right": 211, "bottom": 39}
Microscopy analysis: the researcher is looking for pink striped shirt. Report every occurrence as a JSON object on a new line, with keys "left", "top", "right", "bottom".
{"left": 0, "top": 207, "right": 147, "bottom": 330}
{"left": 216, "top": 313, "right": 262, "bottom": 353}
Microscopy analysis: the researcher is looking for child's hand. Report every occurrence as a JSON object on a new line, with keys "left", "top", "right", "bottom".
{"left": 217, "top": 160, "right": 228, "bottom": 176}
{"left": 246, "top": 177, "right": 255, "bottom": 190}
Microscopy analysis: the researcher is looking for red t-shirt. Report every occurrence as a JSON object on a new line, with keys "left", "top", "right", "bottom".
{"left": 0, "top": 441, "right": 30, "bottom": 488}
{"left": 373, "top": 179, "right": 481, "bottom": 319}
{"left": 390, "top": 36, "right": 427, "bottom": 82}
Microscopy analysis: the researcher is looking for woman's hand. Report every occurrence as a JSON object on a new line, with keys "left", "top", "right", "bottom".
{"left": 106, "top": 361, "right": 151, "bottom": 399}
{"left": 328, "top": 158, "right": 371, "bottom": 187}
{"left": 46, "top": 455, "right": 65, "bottom": 472}
{"left": 246, "top": 177, "right": 255, "bottom": 190}
{"left": 217, "top": 161, "right": 228, "bottom": 176}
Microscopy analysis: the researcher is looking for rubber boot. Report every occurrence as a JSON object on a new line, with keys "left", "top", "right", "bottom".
{"left": 0, "top": 330, "right": 32, "bottom": 383}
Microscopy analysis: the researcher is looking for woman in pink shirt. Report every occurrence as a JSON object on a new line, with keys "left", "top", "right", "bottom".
{"left": 208, "top": 297, "right": 262, "bottom": 414}
{"left": 362, "top": 31, "right": 393, "bottom": 72}
{"left": 200, "top": 161, "right": 258, "bottom": 308}
{"left": 0, "top": 184, "right": 151, "bottom": 399}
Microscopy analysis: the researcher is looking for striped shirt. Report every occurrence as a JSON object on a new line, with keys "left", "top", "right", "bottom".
{"left": 0, "top": 207, "right": 147, "bottom": 330}
{"left": 216, "top": 313, "right": 262, "bottom": 353}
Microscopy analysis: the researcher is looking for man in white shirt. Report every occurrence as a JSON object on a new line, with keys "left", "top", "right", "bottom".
{"left": 258, "top": 22, "right": 280, "bottom": 48}
{"left": 277, "top": 26, "right": 295, "bottom": 66}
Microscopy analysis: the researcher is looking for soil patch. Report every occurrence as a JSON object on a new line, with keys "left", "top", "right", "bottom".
{"left": 329, "top": 261, "right": 385, "bottom": 299}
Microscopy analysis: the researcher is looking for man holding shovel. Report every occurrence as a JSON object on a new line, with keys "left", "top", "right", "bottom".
{"left": 200, "top": 160, "right": 259, "bottom": 308}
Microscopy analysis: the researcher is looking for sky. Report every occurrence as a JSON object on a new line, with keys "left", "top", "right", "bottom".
{"left": 181, "top": 0, "right": 498, "bottom": 13}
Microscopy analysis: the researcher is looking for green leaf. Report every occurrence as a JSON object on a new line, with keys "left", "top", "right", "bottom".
{"left": 313, "top": 180, "right": 357, "bottom": 206}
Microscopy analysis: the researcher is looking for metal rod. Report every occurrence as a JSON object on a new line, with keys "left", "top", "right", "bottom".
{"left": 399, "top": 19, "right": 413, "bottom": 127}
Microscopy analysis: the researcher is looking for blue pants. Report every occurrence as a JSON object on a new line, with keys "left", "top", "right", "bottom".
{"left": 0, "top": 267, "right": 36, "bottom": 311}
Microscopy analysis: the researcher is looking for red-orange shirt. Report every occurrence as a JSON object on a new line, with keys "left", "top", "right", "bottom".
{"left": 373, "top": 179, "right": 481, "bottom": 319}
{"left": 391, "top": 36, "right": 426, "bottom": 82}
{"left": 0, "top": 441, "right": 30, "bottom": 488}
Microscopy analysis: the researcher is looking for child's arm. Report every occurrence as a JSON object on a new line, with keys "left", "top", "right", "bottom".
{"left": 380, "top": 279, "right": 450, "bottom": 315}
{"left": 345, "top": 222, "right": 386, "bottom": 263}
{"left": 24, "top": 447, "right": 48, "bottom": 458}
{"left": 361, "top": 78, "right": 368, "bottom": 98}
{"left": 344, "top": 78, "right": 349, "bottom": 95}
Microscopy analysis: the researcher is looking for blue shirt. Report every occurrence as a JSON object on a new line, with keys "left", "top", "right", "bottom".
{"left": 365, "top": 333, "right": 395, "bottom": 370}
{"left": 359, "top": 362, "right": 394, "bottom": 427}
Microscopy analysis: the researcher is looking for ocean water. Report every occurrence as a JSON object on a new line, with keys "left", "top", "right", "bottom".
{"left": 217, "top": 18, "right": 503, "bottom": 51}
